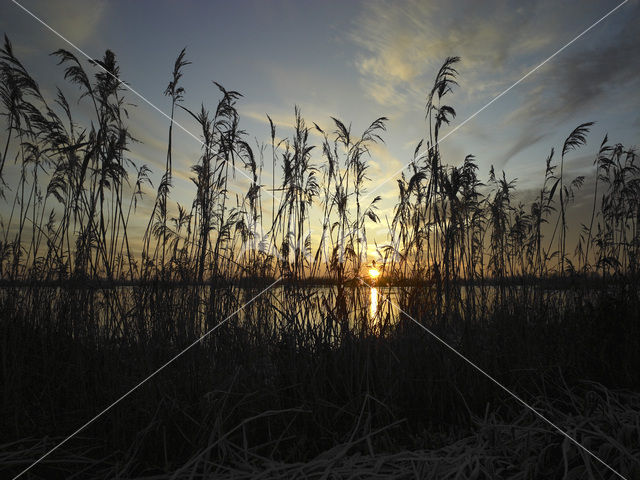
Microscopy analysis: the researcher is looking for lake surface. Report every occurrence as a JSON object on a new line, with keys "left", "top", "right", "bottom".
{"left": 0, "top": 282, "right": 584, "bottom": 343}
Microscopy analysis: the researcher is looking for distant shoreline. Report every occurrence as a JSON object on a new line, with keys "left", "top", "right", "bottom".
{"left": 0, "top": 273, "right": 631, "bottom": 290}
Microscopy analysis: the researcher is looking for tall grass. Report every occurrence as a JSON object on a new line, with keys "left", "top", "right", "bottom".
{"left": 1, "top": 36, "right": 639, "bottom": 478}
{"left": 1, "top": 42, "right": 639, "bottom": 285}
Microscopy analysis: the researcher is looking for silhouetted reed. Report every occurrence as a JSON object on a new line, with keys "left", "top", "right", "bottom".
{"left": 1, "top": 36, "right": 639, "bottom": 479}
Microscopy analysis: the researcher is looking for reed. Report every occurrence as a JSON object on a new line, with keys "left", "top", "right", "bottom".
{"left": 1, "top": 36, "right": 639, "bottom": 478}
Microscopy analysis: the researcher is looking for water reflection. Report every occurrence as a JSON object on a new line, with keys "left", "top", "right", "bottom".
{"left": 370, "top": 287, "right": 378, "bottom": 320}
{"left": 2, "top": 284, "right": 569, "bottom": 342}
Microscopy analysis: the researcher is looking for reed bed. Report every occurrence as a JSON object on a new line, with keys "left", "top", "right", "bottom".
{"left": 1, "top": 38, "right": 639, "bottom": 284}
{"left": 3, "top": 381, "right": 639, "bottom": 479}
{"left": 1, "top": 35, "right": 639, "bottom": 478}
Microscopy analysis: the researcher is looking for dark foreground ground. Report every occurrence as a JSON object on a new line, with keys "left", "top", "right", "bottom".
{"left": 1, "top": 282, "right": 639, "bottom": 479}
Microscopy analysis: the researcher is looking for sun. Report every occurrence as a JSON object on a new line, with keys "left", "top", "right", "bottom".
{"left": 368, "top": 268, "right": 380, "bottom": 279}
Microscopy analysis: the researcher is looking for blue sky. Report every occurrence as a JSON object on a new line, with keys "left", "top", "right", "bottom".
{"left": 1, "top": 0, "right": 639, "bottom": 258}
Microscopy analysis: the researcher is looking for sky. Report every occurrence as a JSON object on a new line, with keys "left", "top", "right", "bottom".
{"left": 1, "top": 0, "right": 639, "bottom": 261}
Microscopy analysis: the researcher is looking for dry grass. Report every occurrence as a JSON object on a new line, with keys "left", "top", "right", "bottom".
{"left": 3, "top": 382, "right": 638, "bottom": 479}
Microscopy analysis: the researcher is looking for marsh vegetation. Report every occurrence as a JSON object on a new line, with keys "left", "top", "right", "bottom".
{"left": 1, "top": 37, "right": 639, "bottom": 478}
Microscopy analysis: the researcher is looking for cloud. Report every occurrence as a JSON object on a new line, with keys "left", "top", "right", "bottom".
{"left": 367, "top": 142, "right": 405, "bottom": 177}
{"left": 243, "top": 109, "right": 297, "bottom": 132}
{"left": 242, "top": 108, "right": 332, "bottom": 142}
{"left": 349, "top": 1, "right": 440, "bottom": 110}
{"left": 349, "top": 0, "right": 640, "bottom": 130}
{"left": 347, "top": 0, "right": 639, "bottom": 205}
{"left": 504, "top": 2, "right": 640, "bottom": 126}
{"left": 348, "top": 0, "right": 551, "bottom": 111}
{"left": 5, "top": 0, "right": 107, "bottom": 47}
{"left": 498, "top": 130, "right": 548, "bottom": 168}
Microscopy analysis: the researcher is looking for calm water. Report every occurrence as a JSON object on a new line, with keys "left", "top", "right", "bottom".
{"left": 1, "top": 283, "right": 578, "bottom": 341}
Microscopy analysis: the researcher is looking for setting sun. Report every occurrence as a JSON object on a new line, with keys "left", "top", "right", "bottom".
{"left": 368, "top": 268, "right": 380, "bottom": 279}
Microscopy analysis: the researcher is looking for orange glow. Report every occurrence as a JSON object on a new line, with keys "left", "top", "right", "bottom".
{"left": 370, "top": 287, "right": 378, "bottom": 319}
{"left": 368, "top": 268, "right": 380, "bottom": 279}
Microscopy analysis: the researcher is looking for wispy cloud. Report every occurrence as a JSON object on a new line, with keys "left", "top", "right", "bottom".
{"left": 4, "top": 0, "right": 107, "bottom": 47}
{"left": 348, "top": 0, "right": 553, "bottom": 111}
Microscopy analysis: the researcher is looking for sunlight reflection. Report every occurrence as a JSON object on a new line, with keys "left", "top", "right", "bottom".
{"left": 370, "top": 287, "right": 378, "bottom": 320}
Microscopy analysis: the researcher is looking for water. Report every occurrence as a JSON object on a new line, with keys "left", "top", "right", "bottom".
{"left": 0, "top": 283, "right": 580, "bottom": 342}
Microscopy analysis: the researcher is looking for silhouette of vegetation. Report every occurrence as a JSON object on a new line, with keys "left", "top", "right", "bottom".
{"left": 1, "top": 36, "right": 639, "bottom": 478}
